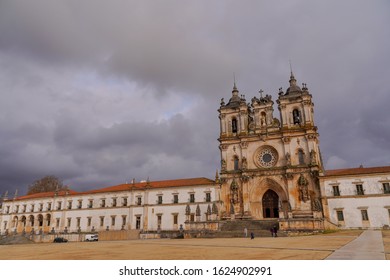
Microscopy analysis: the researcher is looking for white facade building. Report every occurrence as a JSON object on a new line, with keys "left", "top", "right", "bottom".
{"left": 321, "top": 166, "right": 390, "bottom": 229}
{"left": 0, "top": 178, "right": 218, "bottom": 235}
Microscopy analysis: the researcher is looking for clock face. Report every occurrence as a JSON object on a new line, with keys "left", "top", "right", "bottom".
{"left": 255, "top": 146, "right": 278, "bottom": 168}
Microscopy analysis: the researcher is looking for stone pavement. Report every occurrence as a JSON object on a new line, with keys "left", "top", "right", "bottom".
{"left": 326, "top": 230, "right": 385, "bottom": 260}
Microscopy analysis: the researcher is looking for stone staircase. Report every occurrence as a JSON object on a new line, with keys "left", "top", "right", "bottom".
{"left": 0, "top": 234, "right": 34, "bottom": 245}
{"left": 185, "top": 219, "right": 285, "bottom": 238}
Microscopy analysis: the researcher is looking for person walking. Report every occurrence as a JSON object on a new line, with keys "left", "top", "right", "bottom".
{"left": 250, "top": 232, "right": 254, "bottom": 239}
{"left": 270, "top": 227, "right": 274, "bottom": 237}
{"left": 273, "top": 226, "right": 278, "bottom": 238}
{"left": 244, "top": 227, "right": 248, "bottom": 238}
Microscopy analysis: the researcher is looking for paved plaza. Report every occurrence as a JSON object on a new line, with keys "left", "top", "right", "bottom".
{"left": 0, "top": 230, "right": 389, "bottom": 260}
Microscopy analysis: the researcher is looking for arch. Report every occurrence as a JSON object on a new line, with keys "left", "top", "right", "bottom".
{"left": 298, "top": 149, "right": 305, "bottom": 165}
{"left": 37, "top": 214, "right": 44, "bottom": 227}
{"left": 28, "top": 215, "right": 35, "bottom": 227}
{"left": 46, "top": 214, "right": 51, "bottom": 227}
{"left": 20, "top": 216, "right": 27, "bottom": 227}
{"left": 232, "top": 118, "right": 238, "bottom": 133}
{"left": 249, "top": 178, "right": 288, "bottom": 219}
{"left": 233, "top": 156, "right": 239, "bottom": 171}
{"left": 293, "top": 109, "right": 301, "bottom": 125}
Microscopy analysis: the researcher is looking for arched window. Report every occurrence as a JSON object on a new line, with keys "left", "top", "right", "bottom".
{"left": 232, "top": 118, "right": 238, "bottom": 133}
{"left": 293, "top": 109, "right": 301, "bottom": 125}
{"left": 234, "top": 156, "right": 239, "bottom": 170}
{"left": 298, "top": 149, "right": 305, "bottom": 165}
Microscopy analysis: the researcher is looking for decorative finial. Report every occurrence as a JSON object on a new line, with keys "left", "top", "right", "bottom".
{"left": 232, "top": 73, "right": 239, "bottom": 95}
{"left": 259, "top": 89, "right": 264, "bottom": 99}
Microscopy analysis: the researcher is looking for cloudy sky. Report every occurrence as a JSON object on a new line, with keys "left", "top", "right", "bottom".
{"left": 0, "top": 0, "right": 389, "bottom": 196}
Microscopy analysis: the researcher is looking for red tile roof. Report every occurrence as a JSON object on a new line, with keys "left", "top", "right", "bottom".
{"left": 86, "top": 177, "right": 215, "bottom": 194}
{"left": 8, "top": 177, "right": 215, "bottom": 201}
{"left": 14, "top": 190, "right": 79, "bottom": 201}
{"left": 324, "top": 166, "right": 390, "bottom": 177}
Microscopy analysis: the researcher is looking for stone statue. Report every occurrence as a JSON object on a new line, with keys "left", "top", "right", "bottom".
{"left": 221, "top": 159, "right": 226, "bottom": 171}
{"left": 310, "top": 149, "right": 316, "bottom": 165}
{"left": 285, "top": 152, "right": 291, "bottom": 166}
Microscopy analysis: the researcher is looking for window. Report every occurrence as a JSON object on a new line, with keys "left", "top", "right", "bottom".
{"left": 22, "top": 205, "right": 26, "bottom": 213}
{"left": 88, "top": 200, "right": 93, "bottom": 208}
{"left": 205, "top": 192, "right": 211, "bottom": 202}
{"left": 388, "top": 209, "right": 390, "bottom": 218}
{"left": 56, "top": 218, "right": 60, "bottom": 228}
{"left": 189, "top": 193, "right": 195, "bottom": 203}
{"left": 336, "top": 210, "right": 344, "bottom": 221}
{"left": 67, "top": 218, "right": 71, "bottom": 227}
{"left": 67, "top": 201, "right": 72, "bottom": 210}
{"left": 77, "top": 200, "right": 82, "bottom": 209}
{"left": 122, "top": 216, "right": 126, "bottom": 226}
{"left": 173, "top": 194, "right": 179, "bottom": 204}
{"left": 101, "top": 199, "right": 106, "bottom": 208}
{"left": 39, "top": 203, "right": 43, "bottom": 211}
{"left": 136, "top": 216, "right": 141, "bottom": 230}
{"left": 361, "top": 210, "right": 369, "bottom": 221}
{"left": 57, "top": 202, "right": 62, "bottom": 210}
{"left": 173, "top": 214, "right": 178, "bottom": 225}
{"left": 234, "top": 156, "right": 239, "bottom": 170}
{"left": 31, "top": 204, "right": 35, "bottom": 212}
{"left": 232, "top": 118, "right": 238, "bottom": 133}
{"left": 112, "top": 198, "right": 117, "bottom": 207}
{"left": 76, "top": 217, "right": 81, "bottom": 227}
{"left": 157, "top": 215, "right": 162, "bottom": 228}
{"left": 332, "top": 185, "right": 340, "bottom": 196}
{"left": 122, "top": 197, "right": 128, "bottom": 206}
{"left": 356, "top": 184, "right": 364, "bottom": 195}
{"left": 15, "top": 205, "right": 19, "bottom": 213}
{"left": 5, "top": 206, "right": 10, "bottom": 214}
{"left": 157, "top": 195, "right": 163, "bottom": 204}
{"left": 100, "top": 216, "right": 104, "bottom": 227}
{"left": 47, "top": 203, "right": 51, "bottom": 211}
{"left": 190, "top": 214, "right": 195, "bottom": 222}
{"left": 383, "top": 183, "right": 390, "bottom": 194}
{"left": 298, "top": 150, "right": 305, "bottom": 165}
{"left": 293, "top": 109, "right": 301, "bottom": 125}
{"left": 111, "top": 216, "right": 116, "bottom": 226}
{"left": 87, "top": 217, "right": 92, "bottom": 227}
{"left": 137, "top": 196, "right": 142, "bottom": 205}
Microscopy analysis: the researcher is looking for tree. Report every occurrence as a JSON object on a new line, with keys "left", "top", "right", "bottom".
{"left": 27, "top": 175, "right": 68, "bottom": 195}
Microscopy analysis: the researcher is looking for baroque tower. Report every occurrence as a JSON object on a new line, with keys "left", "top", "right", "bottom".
{"left": 218, "top": 71, "right": 324, "bottom": 230}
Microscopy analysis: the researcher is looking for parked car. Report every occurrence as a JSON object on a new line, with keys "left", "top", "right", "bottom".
{"left": 53, "top": 237, "right": 68, "bottom": 243}
{"left": 85, "top": 234, "right": 98, "bottom": 241}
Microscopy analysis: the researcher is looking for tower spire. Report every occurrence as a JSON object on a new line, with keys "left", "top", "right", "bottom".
{"left": 232, "top": 72, "right": 239, "bottom": 96}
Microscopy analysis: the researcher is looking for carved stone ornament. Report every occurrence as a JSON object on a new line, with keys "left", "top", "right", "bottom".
{"left": 240, "top": 141, "right": 248, "bottom": 149}
{"left": 282, "top": 137, "right": 291, "bottom": 143}
{"left": 220, "top": 144, "right": 229, "bottom": 151}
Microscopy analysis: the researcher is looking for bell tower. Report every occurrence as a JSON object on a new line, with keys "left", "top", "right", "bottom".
{"left": 218, "top": 71, "right": 325, "bottom": 231}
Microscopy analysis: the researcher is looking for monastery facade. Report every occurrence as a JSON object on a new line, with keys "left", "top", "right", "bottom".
{"left": 1, "top": 72, "right": 390, "bottom": 237}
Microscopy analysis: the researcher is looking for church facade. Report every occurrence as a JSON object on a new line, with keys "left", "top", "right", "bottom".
{"left": 218, "top": 73, "right": 324, "bottom": 230}
{"left": 1, "top": 72, "right": 390, "bottom": 237}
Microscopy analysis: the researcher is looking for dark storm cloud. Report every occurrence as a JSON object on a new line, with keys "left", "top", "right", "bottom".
{"left": 0, "top": 0, "right": 390, "bottom": 196}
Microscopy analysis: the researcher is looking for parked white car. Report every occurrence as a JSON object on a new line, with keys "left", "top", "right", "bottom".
{"left": 85, "top": 234, "right": 98, "bottom": 241}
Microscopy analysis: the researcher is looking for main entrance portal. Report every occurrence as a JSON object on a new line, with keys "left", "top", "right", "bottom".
{"left": 262, "top": 189, "right": 279, "bottom": 218}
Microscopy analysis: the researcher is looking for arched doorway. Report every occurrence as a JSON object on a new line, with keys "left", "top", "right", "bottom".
{"left": 262, "top": 189, "right": 279, "bottom": 218}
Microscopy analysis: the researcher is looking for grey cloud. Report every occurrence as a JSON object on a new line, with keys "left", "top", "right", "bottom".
{"left": 1, "top": 0, "right": 390, "bottom": 196}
